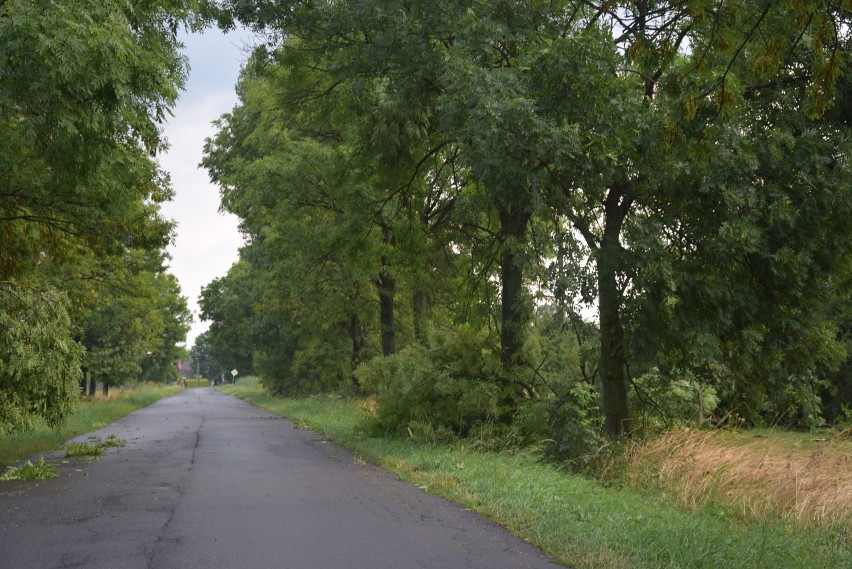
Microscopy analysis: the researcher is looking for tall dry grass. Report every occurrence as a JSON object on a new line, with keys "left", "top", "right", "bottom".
{"left": 626, "top": 428, "right": 852, "bottom": 529}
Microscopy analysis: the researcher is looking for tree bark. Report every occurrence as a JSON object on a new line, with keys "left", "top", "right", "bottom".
{"left": 348, "top": 312, "right": 364, "bottom": 386}
{"left": 598, "top": 242, "right": 629, "bottom": 436}
{"left": 88, "top": 372, "right": 97, "bottom": 397}
{"left": 378, "top": 255, "right": 397, "bottom": 357}
{"left": 597, "top": 189, "right": 631, "bottom": 437}
{"left": 102, "top": 383, "right": 109, "bottom": 397}
{"left": 498, "top": 205, "right": 532, "bottom": 370}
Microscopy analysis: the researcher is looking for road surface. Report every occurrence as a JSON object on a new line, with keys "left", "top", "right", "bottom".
{"left": 0, "top": 388, "right": 564, "bottom": 569}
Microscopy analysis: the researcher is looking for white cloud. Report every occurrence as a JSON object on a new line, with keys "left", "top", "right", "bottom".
{"left": 157, "top": 28, "right": 253, "bottom": 348}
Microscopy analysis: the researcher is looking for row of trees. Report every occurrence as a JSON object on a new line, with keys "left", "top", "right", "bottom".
{"left": 196, "top": 1, "right": 851, "bottom": 441}
{"left": 0, "top": 1, "right": 196, "bottom": 434}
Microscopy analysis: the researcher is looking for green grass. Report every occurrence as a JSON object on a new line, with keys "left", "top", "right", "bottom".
{"left": 220, "top": 380, "right": 852, "bottom": 569}
{"left": 184, "top": 378, "right": 210, "bottom": 388}
{"left": 0, "top": 383, "right": 181, "bottom": 468}
{"left": 62, "top": 435, "right": 127, "bottom": 463}
{"left": 64, "top": 442, "right": 104, "bottom": 457}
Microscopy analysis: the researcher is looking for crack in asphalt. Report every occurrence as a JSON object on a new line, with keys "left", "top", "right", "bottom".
{"left": 144, "top": 394, "right": 205, "bottom": 569}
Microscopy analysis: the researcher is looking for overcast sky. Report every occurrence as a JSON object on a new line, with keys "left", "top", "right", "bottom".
{"left": 159, "top": 27, "right": 256, "bottom": 348}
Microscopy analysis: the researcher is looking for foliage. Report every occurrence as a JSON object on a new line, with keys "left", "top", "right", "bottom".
{"left": 198, "top": 262, "right": 256, "bottom": 376}
{"left": 190, "top": 331, "right": 225, "bottom": 382}
{"left": 0, "top": 457, "right": 59, "bottom": 482}
{"left": 0, "top": 0, "right": 195, "bottom": 425}
{"left": 63, "top": 435, "right": 126, "bottom": 458}
{"left": 356, "top": 334, "right": 501, "bottom": 440}
{"left": 508, "top": 383, "right": 605, "bottom": 468}
{"left": 628, "top": 368, "right": 721, "bottom": 431}
{"left": 0, "top": 0, "right": 191, "bottom": 276}
{"left": 201, "top": 0, "right": 852, "bottom": 437}
{"left": 83, "top": 270, "right": 191, "bottom": 387}
{"left": 64, "top": 442, "right": 104, "bottom": 458}
{"left": 0, "top": 282, "right": 82, "bottom": 435}
{"left": 137, "top": 274, "right": 193, "bottom": 383}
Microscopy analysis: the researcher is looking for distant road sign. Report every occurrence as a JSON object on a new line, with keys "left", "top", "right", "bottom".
{"left": 231, "top": 369, "right": 238, "bottom": 377}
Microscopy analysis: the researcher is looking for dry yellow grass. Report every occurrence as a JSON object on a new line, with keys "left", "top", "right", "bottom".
{"left": 358, "top": 395, "right": 379, "bottom": 416}
{"left": 626, "top": 428, "right": 852, "bottom": 529}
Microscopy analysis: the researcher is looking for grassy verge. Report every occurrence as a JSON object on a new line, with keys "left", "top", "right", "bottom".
{"left": 0, "top": 383, "right": 182, "bottom": 468}
{"left": 220, "top": 379, "right": 852, "bottom": 569}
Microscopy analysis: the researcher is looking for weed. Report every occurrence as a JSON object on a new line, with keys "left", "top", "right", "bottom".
{"left": 0, "top": 457, "right": 59, "bottom": 481}
{"left": 63, "top": 435, "right": 127, "bottom": 459}
{"left": 76, "top": 455, "right": 100, "bottom": 464}
{"left": 102, "top": 435, "right": 127, "bottom": 448}
{"left": 64, "top": 442, "right": 103, "bottom": 457}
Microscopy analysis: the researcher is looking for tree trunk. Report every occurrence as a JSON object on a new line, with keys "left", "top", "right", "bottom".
{"left": 498, "top": 205, "right": 532, "bottom": 370}
{"left": 597, "top": 189, "right": 632, "bottom": 437}
{"left": 598, "top": 242, "right": 629, "bottom": 436}
{"left": 378, "top": 259, "right": 397, "bottom": 357}
{"left": 102, "top": 383, "right": 109, "bottom": 397}
{"left": 348, "top": 312, "right": 364, "bottom": 387}
{"left": 375, "top": 222, "right": 397, "bottom": 358}
{"left": 412, "top": 289, "right": 428, "bottom": 346}
{"left": 88, "top": 372, "right": 97, "bottom": 397}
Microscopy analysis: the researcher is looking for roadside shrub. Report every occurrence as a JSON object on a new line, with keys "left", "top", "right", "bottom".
{"left": 508, "top": 382, "right": 605, "bottom": 468}
{"left": 0, "top": 282, "right": 82, "bottom": 435}
{"left": 356, "top": 329, "right": 502, "bottom": 439}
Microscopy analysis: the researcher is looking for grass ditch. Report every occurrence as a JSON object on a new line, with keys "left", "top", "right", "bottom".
{"left": 220, "top": 379, "right": 852, "bottom": 569}
{"left": 0, "top": 382, "right": 181, "bottom": 469}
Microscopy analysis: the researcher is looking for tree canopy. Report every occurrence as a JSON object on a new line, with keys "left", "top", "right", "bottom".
{"left": 199, "top": 0, "right": 850, "bottom": 439}
{"left": 0, "top": 0, "right": 197, "bottom": 433}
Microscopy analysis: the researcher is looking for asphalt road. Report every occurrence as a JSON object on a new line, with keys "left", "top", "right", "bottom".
{"left": 0, "top": 388, "right": 564, "bottom": 569}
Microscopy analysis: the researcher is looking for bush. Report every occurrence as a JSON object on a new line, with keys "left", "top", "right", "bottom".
{"left": 507, "top": 382, "right": 605, "bottom": 468}
{"left": 356, "top": 329, "right": 502, "bottom": 440}
{"left": 0, "top": 282, "right": 82, "bottom": 435}
{"left": 255, "top": 323, "right": 353, "bottom": 396}
{"left": 356, "top": 324, "right": 608, "bottom": 465}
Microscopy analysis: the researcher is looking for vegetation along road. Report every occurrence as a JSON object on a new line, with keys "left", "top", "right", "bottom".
{"left": 0, "top": 389, "right": 562, "bottom": 569}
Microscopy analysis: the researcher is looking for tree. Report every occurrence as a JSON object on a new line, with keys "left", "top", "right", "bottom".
{"left": 1, "top": 0, "right": 198, "bottom": 430}
{"left": 201, "top": 46, "right": 458, "bottom": 391}
{"left": 208, "top": 0, "right": 851, "bottom": 436}
{"left": 138, "top": 273, "right": 193, "bottom": 383}
{"left": 198, "top": 261, "right": 256, "bottom": 377}
{"left": 81, "top": 259, "right": 192, "bottom": 393}
{"left": 191, "top": 331, "right": 225, "bottom": 382}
